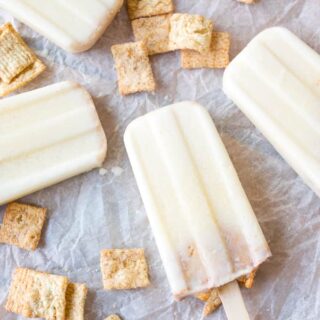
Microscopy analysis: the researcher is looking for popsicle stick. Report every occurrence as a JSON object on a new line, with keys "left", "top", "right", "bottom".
{"left": 218, "top": 281, "right": 250, "bottom": 320}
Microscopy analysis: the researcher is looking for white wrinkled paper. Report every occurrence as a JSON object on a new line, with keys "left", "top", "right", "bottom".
{"left": 0, "top": 1, "right": 319, "bottom": 319}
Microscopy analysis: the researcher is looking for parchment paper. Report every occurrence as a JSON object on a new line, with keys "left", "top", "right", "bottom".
{"left": 0, "top": 1, "right": 319, "bottom": 319}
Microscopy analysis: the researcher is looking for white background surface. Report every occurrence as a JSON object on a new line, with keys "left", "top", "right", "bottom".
{"left": 0, "top": 1, "right": 319, "bottom": 319}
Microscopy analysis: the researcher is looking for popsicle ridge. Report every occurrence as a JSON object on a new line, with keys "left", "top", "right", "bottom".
{"left": 0, "top": 0, "right": 124, "bottom": 52}
{"left": 223, "top": 27, "right": 320, "bottom": 197}
{"left": 242, "top": 42, "right": 320, "bottom": 136}
{"left": 0, "top": 81, "right": 107, "bottom": 205}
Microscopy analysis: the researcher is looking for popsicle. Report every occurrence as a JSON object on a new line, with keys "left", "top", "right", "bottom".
{"left": 0, "top": 0, "right": 124, "bottom": 52}
{"left": 124, "top": 102, "right": 271, "bottom": 307}
{"left": 0, "top": 81, "right": 107, "bottom": 205}
{"left": 223, "top": 27, "right": 320, "bottom": 198}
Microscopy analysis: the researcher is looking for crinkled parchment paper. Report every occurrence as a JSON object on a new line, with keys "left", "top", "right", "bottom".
{"left": 0, "top": 1, "right": 319, "bottom": 319}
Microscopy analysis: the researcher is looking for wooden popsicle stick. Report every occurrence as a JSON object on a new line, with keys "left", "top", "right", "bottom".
{"left": 218, "top": 280, "right": 250, "bottom": 320}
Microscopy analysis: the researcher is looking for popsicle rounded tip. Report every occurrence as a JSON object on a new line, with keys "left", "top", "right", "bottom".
{"left": 49, "top": 80, "right": 86, "bottom": 92}
{"left": 254, "top": 26, "right": 292, "bottom": 38}
{"left": 223, "top": 26, "right": 293, "bottom": 93}
{"left": 124, "top": 101, "right": 214, "bottom": 146}
{"left": 172, "top": 100, "right": 205, "bottom": 110}
{"left": 60, "top": 0, "right": 124, "bottom": 53}
{"left": 69, "top": 81, "right": 108, "bottom": 163}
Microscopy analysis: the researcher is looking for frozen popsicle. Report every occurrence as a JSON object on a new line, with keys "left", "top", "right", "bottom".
{"left": 0, "top": 0, "right": 124, "bottom": 52}
{"left": 223, "top": 27, "right": 320, "bottom": 198}
{"left": 124, "top": 102, "right": 271, "bottom": 304}
{"left": 0, "top": 81, "right": 107, "bottom": 205}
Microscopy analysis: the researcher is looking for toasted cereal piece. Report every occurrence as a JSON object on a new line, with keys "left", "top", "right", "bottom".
{"left": 105, "top": 315, "right": 122, "bottom": 320}
{"left": 238, "top": 0, "right": 255, "bottom": 4}
{"left": 65, "top": 283, "right": 88, "bottom": 320}
{"left": 169, "top": 13, "right": 213, "bottom": 53}
{"left": 0, "top": 58, "right": 46, "bottom": 97}
{"left": 5, "top": 268, "right": 68, "bottom": 320}
{"left": 127, "top": 0, "right": 174, "bottom": 20}
{"left": 181, "top": 32, "right": 230, "bottom": 69}
{"left": 202, "top": 289, "right": 222, "bottom": 317}
{"left": 132, "top": 14, "right": 172, "bottom": 55}
{"left": 100, "top": 248, "right": 150, "bottom": 290}
{"left": 111, "top": 41, "right": 156, "bottom": 95}
{"left": 0, "top": 202, "right": 47, "bottom": 251}
{"left": 0, "top": 23, "right": 36, "bottom": 83}
{"left": 238, "top": 269, "right": 257, "bottom": 288}
{"left": 194, "top": 289, "right": 212, "bottom": 302}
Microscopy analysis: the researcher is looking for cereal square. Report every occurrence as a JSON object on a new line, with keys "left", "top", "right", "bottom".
{"left": 65, "top": 283, "right": 88, "bottom": 320}
{"left": 100, "top": 248, "right": 150, "bottom": 290}
{"left": 127, "top": 0, "right": 174, "bottom": 20}
{"left": 169, "top": 14, "right": 213, "bottom": 53}
{"left": 5, "top": 268, "right": 68, "bottom": 320}
{"left": 0, "top": 202, "right": 47, "bottom": 251}
{"left": 181, "top": 32, "right": 230, "bottom": 69}
{"left": 132, "top": 14, "right": 172, "bottom": 55}
{"left": 0, "top": 58, "right": 46, "bottom": 97}
{"left": 111, "top": 41, "right": 156, "bottom": 95}
{"left": 0, "top": 23, "right": 35, "bottom": 83}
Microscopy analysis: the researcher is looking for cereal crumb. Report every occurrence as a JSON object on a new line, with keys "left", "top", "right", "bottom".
{"left": 111, "top": 167, "right": 123, "bottom": 176}
{"left": 202, "top": 289, "right": 222, "bottom": 317}
{"left": 99, "top": 168, "right": 108, "bottom": 176}
{"left": 238, "top": 269, "right": 257, "bottom": 288}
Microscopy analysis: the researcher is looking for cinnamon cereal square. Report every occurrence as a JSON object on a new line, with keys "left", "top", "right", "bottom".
{"left": 132, "top": 14, "right": 172, "bottom": 55}
{"left": 169, "top": 14, "right": 213, "bottom": 53}
{"left": 0, "top": 23, "right": 35, "bottom": 83}
{"left": 127, "top": 0, "right": 174, "bottom": 20}
{"left": 111, "top": 41, "right": 156, "bottom": 95}
{"left": 0, "top": 202, "right": 47, "bottom": 251}
{"left": 100, "top": 248, "right": 150, "bottom": 290}
{"left": 65, "top": 283, "right": 88, "bottom": 320}
{"left": 181, "top": 32, "right": 230, "bottom": 69}
{"left": 5, "top": 268, "right": 68, "bottom": 320}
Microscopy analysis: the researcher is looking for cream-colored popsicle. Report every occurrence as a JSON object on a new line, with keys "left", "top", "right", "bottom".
{"left": 0, "top": 0, "right": 124, "bottom": 52}
{"left": 0, "top": 81, "right": 107, "bottom": 205}
{"left": 223, "top": 27, "right": 320, "bottom": 198}
{"left": 124, "top": 102, "right": 271, "bottom": 300}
